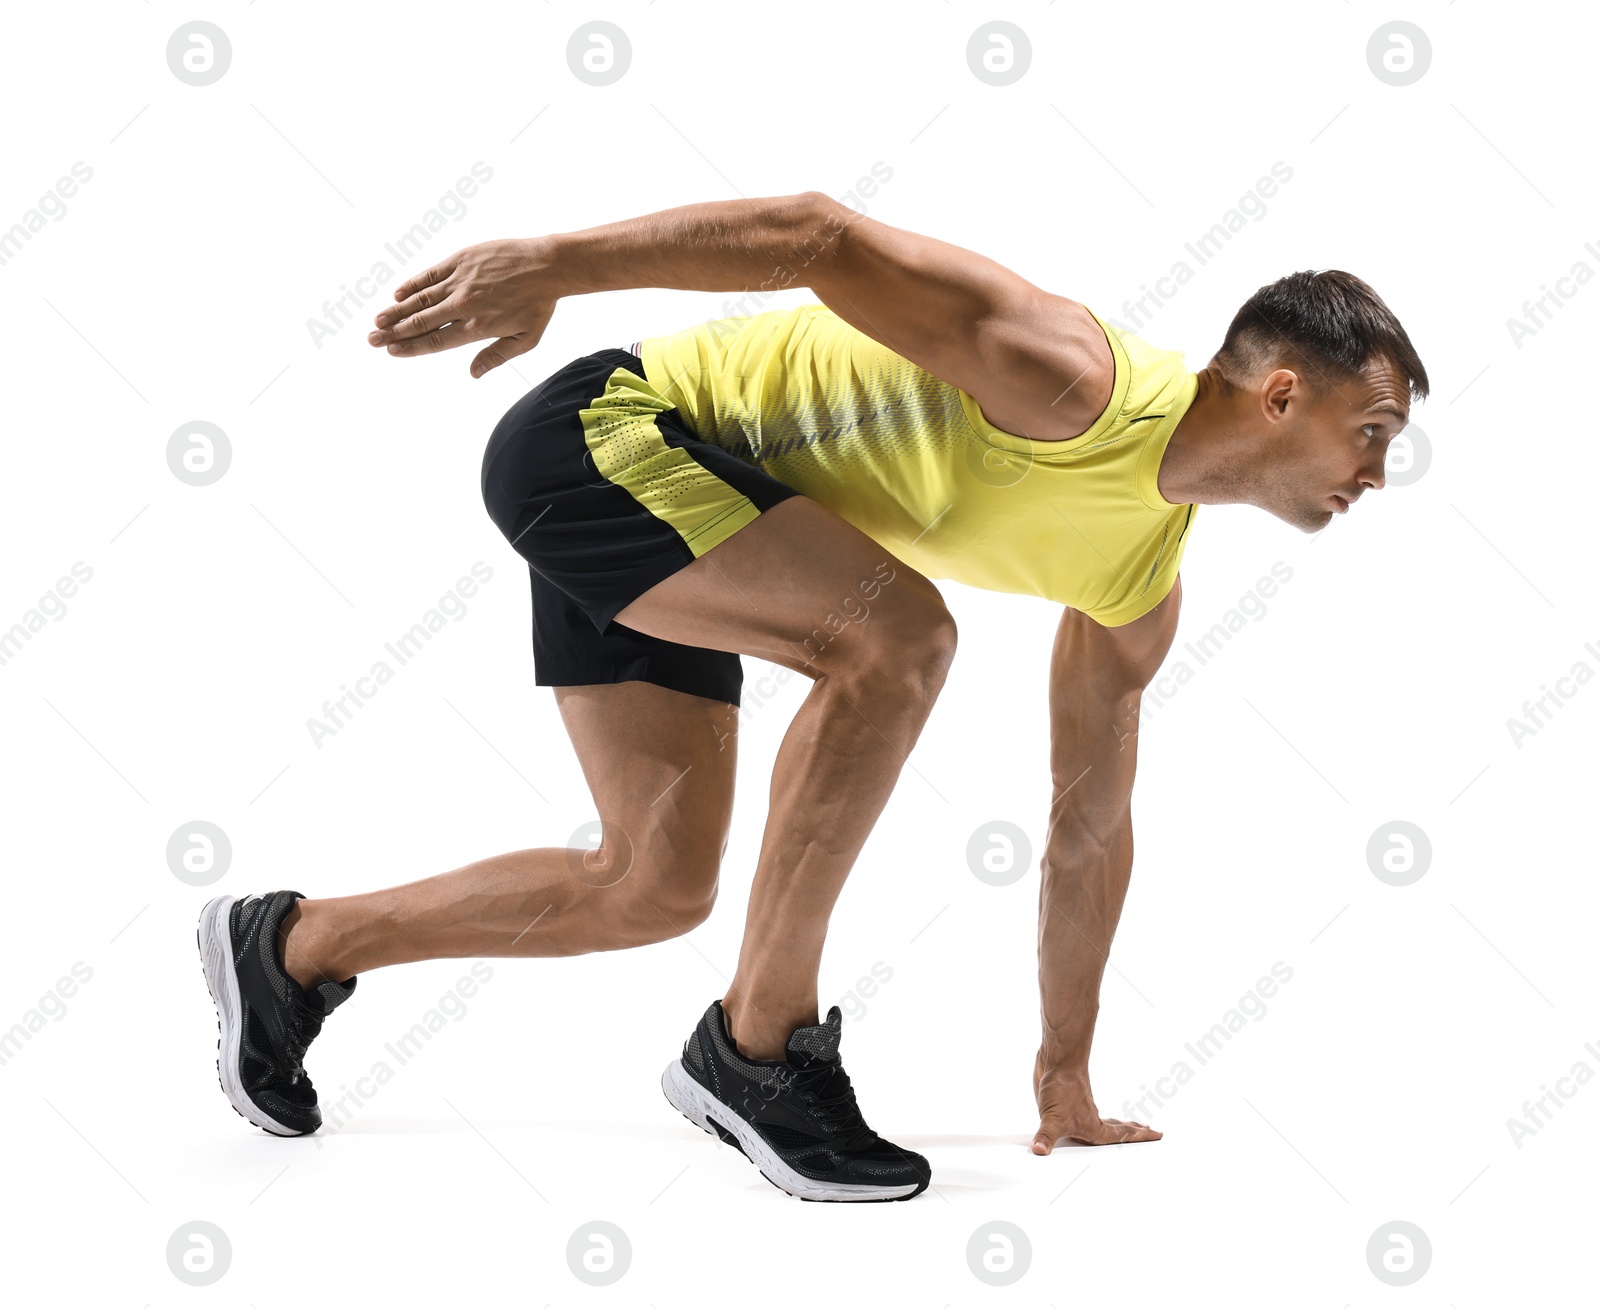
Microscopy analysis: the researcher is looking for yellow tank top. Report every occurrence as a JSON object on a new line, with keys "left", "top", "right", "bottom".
{"left": 639, "top": 303, "right": 1198, "bottom": 626}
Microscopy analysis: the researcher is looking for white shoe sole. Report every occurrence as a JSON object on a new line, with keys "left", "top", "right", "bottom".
{"left": 660, "top": 1057, "right": 922, "bottom": 1202}
{"left": 197, "top": 894, "right": 303, "bottom": 1137}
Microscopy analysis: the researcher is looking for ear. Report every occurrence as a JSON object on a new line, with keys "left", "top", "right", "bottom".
{"left": 1258, "top": 367, "right": 1301, "bottom": 423}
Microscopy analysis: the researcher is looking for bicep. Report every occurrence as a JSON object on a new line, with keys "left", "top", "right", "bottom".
{"left": 800, "top": 193, "right": 1113, "bottom": 438}
{"left": 1069, "top": 574, "right": 1184, "bottom": 689}
{"left": 1048, "top": 577, "right": 1183, "bottom": 769}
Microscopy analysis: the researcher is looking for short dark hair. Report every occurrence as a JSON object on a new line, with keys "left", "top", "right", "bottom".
{"left": 1211, "top": 270, "right": 1429, "bottom": 402}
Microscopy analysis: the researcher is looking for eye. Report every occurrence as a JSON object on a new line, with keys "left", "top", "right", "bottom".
{"left": 1362, "top": 424, "right": 1380, "bottom": 438}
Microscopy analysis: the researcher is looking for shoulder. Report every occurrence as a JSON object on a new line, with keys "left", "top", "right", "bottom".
{"left": 1045, "top": 298, "right": 1118, "bottom": 394}
{"left": 1096, "top": 318, "right": 1191, "bottom": 414}
{"left": 969, "top": 295, "right": 1118, "bottom": 442}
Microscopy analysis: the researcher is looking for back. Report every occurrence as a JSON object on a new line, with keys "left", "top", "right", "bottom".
{"left": 639, "top": 304, "right": 1200, "bottom": 626}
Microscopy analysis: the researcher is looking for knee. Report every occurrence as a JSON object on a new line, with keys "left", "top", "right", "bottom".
{"left": 638, "top": 869, "right": 718, "bottom": 939}
{"left": 914, "top": 603, "right": 959, "bottom": 682}
{"left": 594, "top": 840, "right": 720, "bottom": 947}
{"left": 846, "top": 596, "right": 958, "bottom": 705}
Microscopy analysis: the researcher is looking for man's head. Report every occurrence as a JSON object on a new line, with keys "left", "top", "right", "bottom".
{"left": 1203, "top": 270, "right": 1429, "bottom": 531}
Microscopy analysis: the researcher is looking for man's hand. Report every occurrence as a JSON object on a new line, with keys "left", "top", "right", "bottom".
{"left": 1032, "top": 1052, "right": 1161, "bottom": 1153}
{"left": 368, "top": 237, "right": 562, "bottom": 378}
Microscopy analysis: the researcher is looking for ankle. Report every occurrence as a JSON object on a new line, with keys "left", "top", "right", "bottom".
{"left": 723, "top": 993, "right": 814, "bottom": 1062}
{"left": 279, "top": 902, "right": 347, "bottom": 990}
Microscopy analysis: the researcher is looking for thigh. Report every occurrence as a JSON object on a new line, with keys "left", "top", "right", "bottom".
{"left": 553, "top": 679, "right": 740, "bottom": 889}
{"left": 613, "top": 494, "right": 951, "bottom": 677}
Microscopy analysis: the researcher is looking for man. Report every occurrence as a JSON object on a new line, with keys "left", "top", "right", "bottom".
{"left": 197, "top": 191, "right": 1427, "bottom": 1202}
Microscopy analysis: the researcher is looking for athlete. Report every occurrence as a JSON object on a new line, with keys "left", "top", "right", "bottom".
{"left": 198, "top": 192, "right": 1427, "bottom": 1202}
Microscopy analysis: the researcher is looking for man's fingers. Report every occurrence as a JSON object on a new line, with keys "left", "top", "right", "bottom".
{"left": 1084, "top": 1120, "right": 1163, "bottom": 1144}
{"left": 1033, "top": 1117, "right": 1164, "bottom": 1150}
{"left": 371, "top": 290, "right": 464, "bottom": 344}
{"left": 373, "top": 282, "right": 457, "bottom": 335}
{"left": 470, "top": 335, "right": 536, "bottom": 379}
{"left": 1103, "top": 1117, "right": 1163, "bottom": 1140}
{"left": 388, "top": 257, "right": 457, "bottom": 310}
{"left": 1031, "top": 1118, "right": 1067, "bottom": 1155}
{"left": 381, "top": 317, "right": 482, "bottom": 359}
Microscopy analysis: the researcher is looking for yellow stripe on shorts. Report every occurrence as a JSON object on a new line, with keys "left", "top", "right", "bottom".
{"left": 580, "top": 366, "right": 762, "bottom": 558}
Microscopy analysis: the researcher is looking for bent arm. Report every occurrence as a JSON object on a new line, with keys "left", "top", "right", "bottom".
{"left": 801, "top": 195, "right": 1112, "bottom": 438}
{"left": 370, "top": 193, "right": 1112, "bottom": 434}
{"left": 569, "top": 189, "right": 1114, "bottom": 437}
{"left": 1033, "top": 578, "right": 1181, "bottom": 1151}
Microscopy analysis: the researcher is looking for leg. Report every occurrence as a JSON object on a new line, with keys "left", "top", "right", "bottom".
{"left": 613, "top": 495, "right": 957, "bottom": 1058}
{"left": 287, "top": 344, "right": 950, "bottom": 1050}
{"left": 279, "top": 677, "right": 739, "bottom": 988}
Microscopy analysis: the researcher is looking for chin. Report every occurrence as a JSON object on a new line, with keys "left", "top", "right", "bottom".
{"left": 1276, "top": 505, "right": 1332, "bottom": 533}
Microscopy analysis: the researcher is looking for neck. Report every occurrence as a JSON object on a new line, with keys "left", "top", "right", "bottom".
{"left": 1159, "top": 367, "right": 1262, "bottom": 507}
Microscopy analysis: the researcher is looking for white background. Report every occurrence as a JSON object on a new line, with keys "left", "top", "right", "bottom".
{"left": 2, "top": 1, "right": 1595, "bottom": 1303}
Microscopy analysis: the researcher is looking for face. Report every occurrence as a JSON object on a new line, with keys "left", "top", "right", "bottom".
{"left": 1253, "top": 359, "right": 1410, "bottom": 532}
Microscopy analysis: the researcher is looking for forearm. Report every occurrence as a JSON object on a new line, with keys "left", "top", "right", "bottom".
{"left": 551, "top": 192, "right": 842, "bottom": 297}
{"left": 1037, "top": 798, "right": 1135, "bottom": 1069}
{"left": 1037, "top": 615, "right": 1146, "bottom": 1072}
{"left": 1030, "top": 593, "right": 1178, "bottom": 1149}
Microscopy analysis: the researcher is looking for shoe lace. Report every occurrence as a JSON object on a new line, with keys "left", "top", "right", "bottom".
{"left": 786, "top": 1060, "right": 879, "bottom": 1152}
{"left": 280, "top": 991, "right": 328, "bottom": 1084}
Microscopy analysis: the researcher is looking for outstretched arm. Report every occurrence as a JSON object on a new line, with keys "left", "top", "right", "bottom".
{"left": 1032, "top": 577, "right": 1182, "bottom": 1154}
{"left": 369, "top": 193, "right": 826, "bottom": 376}
{"left": 367, "top": 192, "right": 1111, "bottom": 438}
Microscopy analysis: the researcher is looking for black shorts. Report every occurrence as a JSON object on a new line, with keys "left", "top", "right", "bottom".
{"left": 481, "top": 347, "right": 805, "bottom": 707}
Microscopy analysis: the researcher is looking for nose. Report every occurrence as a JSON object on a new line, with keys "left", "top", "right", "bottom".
{"left": 1360, "top": 459, "right": 1386, "bottom": 493}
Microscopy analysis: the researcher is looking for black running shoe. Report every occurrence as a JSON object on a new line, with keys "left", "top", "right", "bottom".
{"left": 661, "top": 1000, "right": 931, "bottom": 1201}
{"left": 197, "top": 891, "right": 355, "bottom": 1136}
